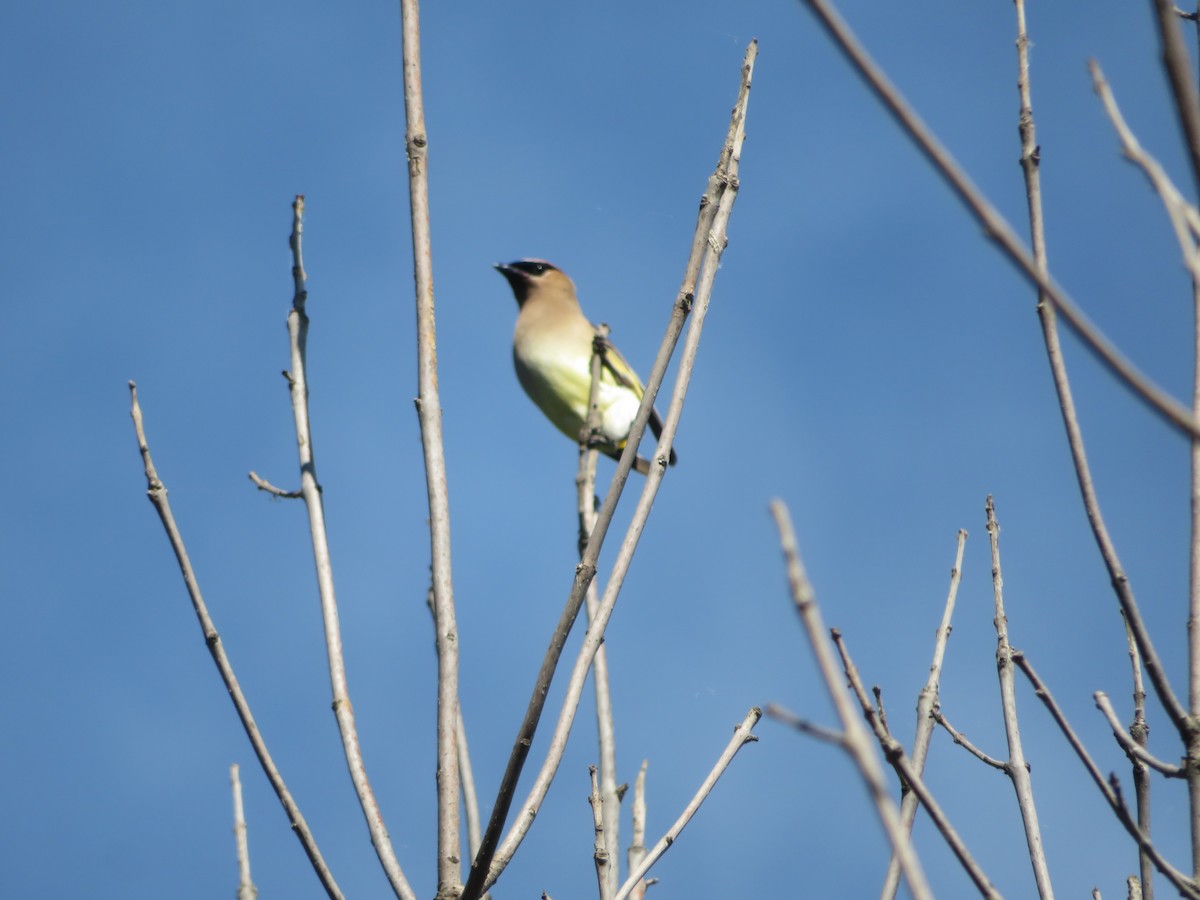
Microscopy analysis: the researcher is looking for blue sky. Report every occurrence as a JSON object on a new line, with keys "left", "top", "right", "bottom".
{"left": 3, "top": 1, "right": 1196, "bottom": 897}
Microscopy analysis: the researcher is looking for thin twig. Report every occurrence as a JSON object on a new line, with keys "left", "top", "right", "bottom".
{"left": 769, "top": 501, "right": 933, "bottom": 900}
{"left": 128, "top": 382, "right": 343, "bottom": 899}
{"left": 796, "top": 0, "right": 1200, "bottom": 438}
{"left": 283, "top": 197, "right": 415, "bottom": 900}
{"left": 248, "top": 471, "right": 302, "bottom": 498}
{"left": 579, "top": 326, "right": 619, "bottom": 900}
{"left": 1095, "top": 693, "right": 1184, "bottom": 778}
{"left": 397, "top": 2, "right": 462, "bottom": 894}
{"left": 766, "top": 707, "right": 853, "bottom": 749}
{"left": 832, "top": 632, "right": 1000, "bottom": 899}
{"left": 457, "top": 704, "right": 483, "bottom": 865}
{"left": 1014, "top": 653, "right": 1200, "bottom": 899}
{"left": 612, "top": 710, "right": 761, "bottom": 900}
{"left": 934, "top": 710, "right": 1007, "bottom": 770}
{"left": 881, "top": 528, "right": 967, "bottom": 900}
{"left": 463, "top": 42, "right": 756, "bottom": 898}
{"left": 231, "top": 764, "right": 258, "bottom": 900}
{"left": 987, "top": 497, "right": 1054, "bottom": 898}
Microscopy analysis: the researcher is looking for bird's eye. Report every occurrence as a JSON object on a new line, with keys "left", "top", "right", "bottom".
{"left": 511, "top": 259, "right": 556, "bottom": 277}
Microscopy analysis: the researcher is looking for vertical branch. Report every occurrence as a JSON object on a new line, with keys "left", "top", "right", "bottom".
{"left": 1180, "top": 1, "right": 1200, "bottom": 877}
{"left": 285, "top": 198, "right": 416, "bottom": 900}
{"left": 1125, "top": 615, "right": 1155, "bottom": 900}
{"left": 627, "top": 761, "right": 649, "bottom": 900}
{"left": 986, "top": 497, "right": 1054, "bottom": 898}
{"left": 231, "top": 764, "right": 258, "bottom": 900}
{"left": 128, "top": 382, "right": 344, "bottom": 900}
{"left": 397, "top": 1, "right": 462, "bottom": 894}
{"left": 588, "top": 766, "right": 612, "bottom": 898}
{"left": 880, "top": 528, "right": 968, "bottom": 899}
{"left": 769, "top": 501, "right": 933, "bottom": 900}
{"left": 578, "top": 326, "right": 620, "bottom": 900}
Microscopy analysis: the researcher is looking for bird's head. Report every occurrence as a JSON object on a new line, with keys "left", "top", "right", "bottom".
{"left": 494, "top": 259, "right": 576, "bottom": 307}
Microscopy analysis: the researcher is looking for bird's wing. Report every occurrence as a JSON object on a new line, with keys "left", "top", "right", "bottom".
{"left": 598, "top": 339, "right": 645, "bottom": 397}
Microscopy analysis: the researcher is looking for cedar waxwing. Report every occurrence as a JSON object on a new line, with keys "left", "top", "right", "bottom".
{"left": 495, "top": 259, "right": 678, "bottom": 475}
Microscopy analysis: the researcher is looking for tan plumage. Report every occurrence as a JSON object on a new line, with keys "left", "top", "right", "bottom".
{"left": 494, "top": 259, "right": 677, "bottom": 475}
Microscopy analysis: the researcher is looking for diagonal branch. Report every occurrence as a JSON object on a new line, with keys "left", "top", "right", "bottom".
{"left": 881, "top": 528, "right": 967, "bottom": 899}
{"left": 796, "top": 0, "right": 1200, "bottom": 439}
{"left": 768, "top": 500, "right": 933, "bottom": 900}
{"left": 934, "top": 710, "right": 1007, "bottom": 771}
{"left": 463, "top": 41, "right": 756, "bottom": 899}
{"left": 831, "top": 631, "right": 1000, "bottom": 899}
{"left": 1014, "top": 652, "right": 1200, "bottom": 899}
{"left": 612, "top": 710, "right": 761, "bottom": 900}
{"left": 128, "top": 382, "right": 343, "bottom": 900}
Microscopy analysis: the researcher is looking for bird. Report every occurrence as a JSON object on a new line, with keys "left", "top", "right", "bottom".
{"left": 494, "top": 259, "right": 678, "bottom": 475}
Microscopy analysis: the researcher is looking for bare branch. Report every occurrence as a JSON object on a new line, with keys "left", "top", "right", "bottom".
{"left": 882, "top": 528, "right": 967, "bottom": 899}
{"left": 796, "top": 0, "right": 1200, "bottom": 438}
{"left": 1095, "top": 693, "right": 1184, "bottom": 778}
{"left": 465, "top": 42, "right": 757, "bottom": 898}
{"left": 128, "top": 382, "right": 343, "bottom": 899}
{"left": 231, "top": 764, "right": 257, "bottom": 900}
{"left": 612, "top": 710, "right": 761, "bottom": 900}
{"left": 768, "top": 500, "right": 933, "bottom": 900}
{"left": 397, "top": 2, "right": 462, "bottom": 893}
{"left": 1013, "top": 653, "right": 1200, "bottom": 898}
{"left": 986, "top": 497, "right": 1054, "bottom": 897}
